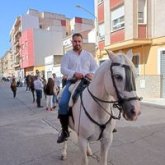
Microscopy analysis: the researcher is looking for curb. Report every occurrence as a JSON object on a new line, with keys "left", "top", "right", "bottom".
{"left": 141, "top": 101, "right": 165, "bottom": 109}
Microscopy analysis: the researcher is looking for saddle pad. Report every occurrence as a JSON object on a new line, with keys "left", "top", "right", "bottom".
{"left": 69, "top": 80, "right": 81, "bottom": 107}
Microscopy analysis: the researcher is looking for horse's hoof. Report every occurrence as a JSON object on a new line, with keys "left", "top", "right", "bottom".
{"left": 113, "top": 128, "right": 117, "bottom": 133}
{"left": 87, "top": 150, "right": 93, "bottom": 156}
{"left": 61, "top": 155, "right": 67, "bottom": 160}
{"left": 87, "top": 152, "right": 93, "bottom": 156}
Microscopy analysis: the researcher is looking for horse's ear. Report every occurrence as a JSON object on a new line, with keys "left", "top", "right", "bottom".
{"left": 105, "top": 49, "right": 115, "bottom": 61}
{"left": 126, "top": 49, "right": 133, "bottom": 61}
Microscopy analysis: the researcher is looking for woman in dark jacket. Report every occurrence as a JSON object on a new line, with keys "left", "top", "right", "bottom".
{"left": 45, "top": 78, "right": 54, "bottom": 111}
{"left": 10, "top": 78, "right": 17, "bottom": 98}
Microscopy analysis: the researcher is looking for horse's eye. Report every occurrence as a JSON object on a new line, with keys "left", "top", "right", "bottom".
{"left": 114, "top": 74, "right": 123, "bottom": 81}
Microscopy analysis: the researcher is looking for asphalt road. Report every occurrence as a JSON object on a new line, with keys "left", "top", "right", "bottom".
{"left": 0, "top": 82, "right": 165, "bottom": 165}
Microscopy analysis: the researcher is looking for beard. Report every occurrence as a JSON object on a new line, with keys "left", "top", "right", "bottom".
{"left": 73, "top": 45, "right": 82, "bottom": 51}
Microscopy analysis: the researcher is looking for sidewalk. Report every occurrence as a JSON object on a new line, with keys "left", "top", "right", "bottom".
{"left": 1, "top": 81, "right": 164, "bottom": 107}
{"left": 142, "top": 97, "right": 165, "bottom": 108}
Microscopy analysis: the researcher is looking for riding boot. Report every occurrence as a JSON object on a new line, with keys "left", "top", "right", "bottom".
{"left": 57, "top": 115, "right": 70, "bottom": 143}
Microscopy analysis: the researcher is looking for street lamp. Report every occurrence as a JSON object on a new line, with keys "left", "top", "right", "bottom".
{"left": 75, "top": 5, "right": 97, "bottom": 20}
{"left": 75, "top": 4, "right": 98, "bottom": 49}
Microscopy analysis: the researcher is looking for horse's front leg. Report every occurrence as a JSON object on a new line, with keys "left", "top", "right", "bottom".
{"left": 100, "top": 134, "right": 113, "bottom": 165}
{"left": 87, "top": 142, "right": 92, "bottom": 156}
{"left": 100, "top": 132, "right": 113, "bottom": 165}
{"left": 78, "top": 137, "right": 89, "bottom": 165}
{"left": 61, "top": 141, "right": 67, "bottom": 160}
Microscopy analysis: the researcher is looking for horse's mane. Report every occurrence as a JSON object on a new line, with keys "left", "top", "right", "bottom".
{"left": 94, "top": 59, "right": 110, "bottom": 76}
{"left": 115, "top": 52, "right": 137, "bottom": 77}
{"left": 94, "top": 52, "right": 137, "bottom": 80}
{"left": 122, "top": 54, "right": 137, "bottom": 77}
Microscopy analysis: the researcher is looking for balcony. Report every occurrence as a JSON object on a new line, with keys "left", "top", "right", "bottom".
{"left": 14, "top": 62, "right": 20, "bottom": 69}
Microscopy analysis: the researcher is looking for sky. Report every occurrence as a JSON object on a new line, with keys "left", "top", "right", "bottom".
{"left": 0, "top": 0, "right": 95, "bottom": 57}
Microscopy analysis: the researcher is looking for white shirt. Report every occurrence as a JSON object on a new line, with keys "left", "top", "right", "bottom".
{"left": 34, "top": 78, "right": 43, "bottom": 90}
{"left": 61, "top": 50, "right": 98, "bottom": 79}
{"left": 53, "top": 77, "right": 61, "bottom": 87}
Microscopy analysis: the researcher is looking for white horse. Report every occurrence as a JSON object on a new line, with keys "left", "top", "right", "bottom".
{"left": 59, "top": 50, "right": 141, "bottom": 165}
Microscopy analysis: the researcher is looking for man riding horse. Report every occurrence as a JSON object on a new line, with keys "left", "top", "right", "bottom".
{"left": 57, "top": 33, "right": 98, "bottom": 143}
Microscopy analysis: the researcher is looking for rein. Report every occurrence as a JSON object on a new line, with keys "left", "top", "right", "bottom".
{"left": 78, "top": 83, "right": 122, "bottom": 141}
{"left": 78, "top": 62, "right": 142, "bottom": 140}
{"left": 87, "top": 86, "right": 122, "bottom": 120}
{"left": 80, "top": 92, "right": 113, "bottom": 140}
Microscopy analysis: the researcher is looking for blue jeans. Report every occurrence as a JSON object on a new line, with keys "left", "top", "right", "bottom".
{"left": 53, "top": 94, "right": 57, "bottom": 104}
{"left": 35, "top": 89, "right": 42, "bottom": 107}
{"left": 58, "top": 81, "right": 71, "bottom": 115}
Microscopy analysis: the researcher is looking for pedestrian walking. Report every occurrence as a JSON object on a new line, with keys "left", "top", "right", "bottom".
{"left": 25, "top": 75, "right": 30, "bottom": 91}
{"left": 52, "top": 73, "right": 60, "bottom": 108}
{"left": 10, "top": 77, "right": 17, "bottom": 98}
{"left": 33, "top": 76, "right": 43, "bottom": 108}
{"left": 29, "top": 75, "right": 36, "bottom": 103}
{"left": 45, "top": 78, "right": 54, "bottom": 111}
{"left": 42, "top": 78, "right": 47, "bottom": 100}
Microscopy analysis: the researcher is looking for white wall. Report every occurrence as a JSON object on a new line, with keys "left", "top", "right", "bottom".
{"left": 45, "top": 63, "right": 62, "bottom": 81}
{"left": 73, "top": 23, "right": 94, "bottom": 33}
{"left": 152, "top": 0, "right": 165, "bottom": 37}
{"left": 47, "top": 25, "right": 66, "bottom": 38}
{"left": 33, "top": 29, "right": 63, "bottom": 66}
{"left": 45, "top": 55, "right": 54, "bottom": 65}
{"left": 45, "top": 64, "right": 53, "bottom": 80}
{"left": 88, "top": 29, "right": 96, "bottom": 43}
{"left": 70, "top": 18, "right": 94, "bottom": 33}
{"left": 21, "top": 15, "right": 39, "bottom": 31}
{"left": 52, "top": 65, "right": 62, "bottom": 78}
{"left": 104, "top": 0, "right": 111, "bottom": 45}
{"left": 125, "top": 0, "right": 135, "bottom": 39}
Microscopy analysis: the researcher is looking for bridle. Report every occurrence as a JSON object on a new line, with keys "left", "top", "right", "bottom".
{"left": 79, "top": 62, "right": 142, "bottom": 140}
{"left": 110, "top": 62, "right": 142, "bottom": 106}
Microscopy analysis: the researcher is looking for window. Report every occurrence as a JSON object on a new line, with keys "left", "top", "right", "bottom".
{"left": 98, "top": 0, "right": 103, "bottom": 4}
{"left": 98, "top": 23, "right": 105, "bottom": 41}
{"left": 138, "top": 0, "right": 147, "bottom": 24}
{"left": 160, "top": 50, "right": 165, "bottom": 75}
{"left": 111, "top": 6, "right": 125, "bottom": 31}
{"left": 112, "top": 16, "right": 124, "bottom": 31}
{"left": 47, "top": 71, "right": 52, "bottom": 79}
{"left": 132, "top": 55, "right": 140, "bottom": 75}
{"left": 138, "top": 12, "right": 144, "bottom": 23}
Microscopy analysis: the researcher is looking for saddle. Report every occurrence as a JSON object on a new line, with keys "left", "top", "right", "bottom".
{"left": 69, "top": 77, "right": 91, "bottom": 107}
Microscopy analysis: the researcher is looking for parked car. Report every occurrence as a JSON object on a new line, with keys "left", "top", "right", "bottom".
{"left": 16, "top": 78, "right": 25, "bottom": 87}
{"left": 1, "top": 77, "right": 10, "bottom": 82}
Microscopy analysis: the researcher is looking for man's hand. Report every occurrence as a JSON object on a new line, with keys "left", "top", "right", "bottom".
{"left": 85, "top": 73, "right": 94, "bottom": 80}
{"left": 74, "top": 72, "right": 84, "bottom": 80}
